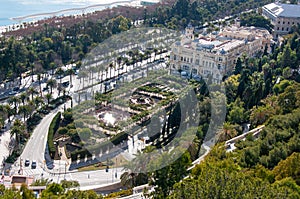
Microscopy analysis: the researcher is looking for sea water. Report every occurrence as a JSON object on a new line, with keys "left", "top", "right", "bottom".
{"left": 0, "top": 0, "right": 134, "bottom": 26}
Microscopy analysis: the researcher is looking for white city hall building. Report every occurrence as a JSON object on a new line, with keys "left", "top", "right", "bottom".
{"left": 169, "top": 24, "right": 272, "bottom": 83}
{"left": 262, "top": 2, "right": 300, "bottom": 38}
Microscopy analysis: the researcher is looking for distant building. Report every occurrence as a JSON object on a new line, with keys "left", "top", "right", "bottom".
{"left": 140, "top": 0, "right": 159, "bottom": 6}
{"left": 169, "top": 24, "right": 272, "bottom": 83}
{"left": 262, "top": 3, "right": 300, "bottom": 38}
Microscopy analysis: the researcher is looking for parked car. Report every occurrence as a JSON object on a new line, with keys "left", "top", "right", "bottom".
{"left": 31, "top": 160, "right": 37, "bottom": 169}
{"left": 62, "top": 81, "right": 70, "bottom": 87}
{"left": 13, "top": 87, "right": 20, "bottom": 91}
{"left": 8, "top": 90, "right": 17, "bottom": 95}
{"left": 25, "top": 159, "right": 30, "bottom": 167}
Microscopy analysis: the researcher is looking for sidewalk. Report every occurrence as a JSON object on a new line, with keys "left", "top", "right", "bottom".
{"left": 0, "top": 131, "right": 11, "bottom": 173}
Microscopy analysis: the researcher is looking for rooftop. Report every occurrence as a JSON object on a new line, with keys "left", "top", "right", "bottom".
{"left": 177, "top": 25, "right": 270, "bottom": 55}
{"left": 263, "top": 3, "right": 300, "bottom": 18}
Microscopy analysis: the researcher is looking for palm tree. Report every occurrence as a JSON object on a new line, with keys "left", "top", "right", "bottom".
{"left": 10, "top": 119, "right": 26, "bottom": 150}
{"left": 37, "top": 74, "right": 43, "bottom": 97}
{"left": 153, "top": 48, "right": 158, "bottom": 61}
{"left": 108, "top": 62, "right": 114, "bottom": 79}
{"left": 50, "top": 62, "right": 56, "bottom": 76}
{"left": 30, "top": 63, "right": 34, "bottom": 83}
{"left": 18, "top": 105, "right": 29, "bottom": 122}
{"left": 47, "top": 79, "right": 57, "bottom": 94}
{"left": 33, "top": 96, "right": 44, "bottom": 109}
{"left": 0, "top": 116, "right": 4, "bottom": 130}
{"left": 19, "top": 92, "right": 28, "bottom": 106}
{"left": 78, "top": 71, "right": 88, "bottom": 89}
{"left": 90, "top": 66, "right": 97, "bottom": 85}
{"left": 8, "top": 96, "right": 20, "bottom": 116}
{"left": 4, "top": 104, "right": 13, "bottom": 122}
{"left": 0, "top": 105, "right": 6, "bottom": 120}
{"left": 145, "top": 50, "right": 151, "bottom": 64}
{"left": 45, "top": 93, "right": 52, "bottom": 105}
{"left": 218, "top": 122, "right": 238, "bottom": 142}
{"left": 116, "top": 56, "right": 122, "bottom": 82}
{"left": 120, "top": 171, "right": 136, "bottom": 189}
{"left": 27, "top": 87, "right": 38, "bottom": 101}
{"left": 120, "top": 153, "right": 149, "bottom": 188}
{"left": 123, "top": 57, "right": 129, "bottom": 74}
{"left": 66, "top": 69, "right": 75, "bottom": 86}
{"left": 55, "top": 67, "right": 64, "bottom": 84}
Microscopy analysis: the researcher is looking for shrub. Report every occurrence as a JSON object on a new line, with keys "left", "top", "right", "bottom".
{"left": 57, "top": 127, "right": 68, "bottom": 135}
{"left": 48, "top": 112, "right": 61, "bottom": 159}
{"left": 105, "top": 189, "right": 133, "bottom": 198}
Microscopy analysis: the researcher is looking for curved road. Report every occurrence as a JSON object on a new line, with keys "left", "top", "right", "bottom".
{"left": 12, "top": 103, "right": 66, "bottom": 174}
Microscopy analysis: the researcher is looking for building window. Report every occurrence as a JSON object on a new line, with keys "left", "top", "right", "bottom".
{"left": 282, "top": 27, "right": 284, "bottom": 31}
{"left": 277, "top": 27, "right": 279, "bottom": 30}
{"left": 218, "top": 64, "right": 221, "bottom": 70}
{"left": 219, "top": 57, "right": 223, "bottom": 62}
{"left": 181, "top": 57, "right": 183, "bottom": 61}
{"left": 195, "top": 59, "right": 199, "bottom": 65}
{"left": 286, "top": 27, "right": 289, "bottom": 31}
{"left": 278, "top": 21, "right": 280, "bottom": 24}
{"left": 283, "top": 21, "right": 285, "bottom": 24}
{"left": 174, "top": 55, "right": 177, "bottom": 60}
{"left": 190, "top": 58, "right": 193, "bottom": 63}
{"left": 292, "top": 22, "right": 295, "bottom": 25}
{"left": 288, "top": 21, "right": 290, "bottom": 24}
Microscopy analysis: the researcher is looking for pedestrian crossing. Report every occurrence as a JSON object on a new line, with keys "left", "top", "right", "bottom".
{"left": 22, "top": 168, "right": 44, "bottom": 176}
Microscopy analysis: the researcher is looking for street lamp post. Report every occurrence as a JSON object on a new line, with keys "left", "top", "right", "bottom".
{"left": 19, "top": 158, "right": 22, "bottom": 175}
{"left": 64, "top": 162, "right": 67, "bottom": 180}
{"left": 115, "top": 157, "right": 117, "bottom": 179}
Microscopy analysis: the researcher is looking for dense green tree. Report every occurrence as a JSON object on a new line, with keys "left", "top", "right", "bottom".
{"left": 40, "top": 183, "right": 64, "bottom": 198}
{"left": 234, "top": 57, "right": 243, "bottom": 75}
{"left": 149, "top": 149, "right": 191, "bottom": 198}
{"left": 227, "top": 98, "right": 248, "bottom": 124}
{"left": 240, "top": 12, "right": 273, "bottom": 32}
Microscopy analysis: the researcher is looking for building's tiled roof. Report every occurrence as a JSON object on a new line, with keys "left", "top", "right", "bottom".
{"left": 263, "top": 3, "right": 300, "bottom": 18}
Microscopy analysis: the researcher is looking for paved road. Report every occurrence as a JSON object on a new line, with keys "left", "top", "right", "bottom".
{"left": 22, "top": 166, "right": 124, "bottom": 190}
{"left": 11, "top": 103, "right": 67, "bottom": 174}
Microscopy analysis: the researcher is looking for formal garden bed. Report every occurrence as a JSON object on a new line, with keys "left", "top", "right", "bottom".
{"left": 46, "top": 71, "right": 196, "bottom": 170}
